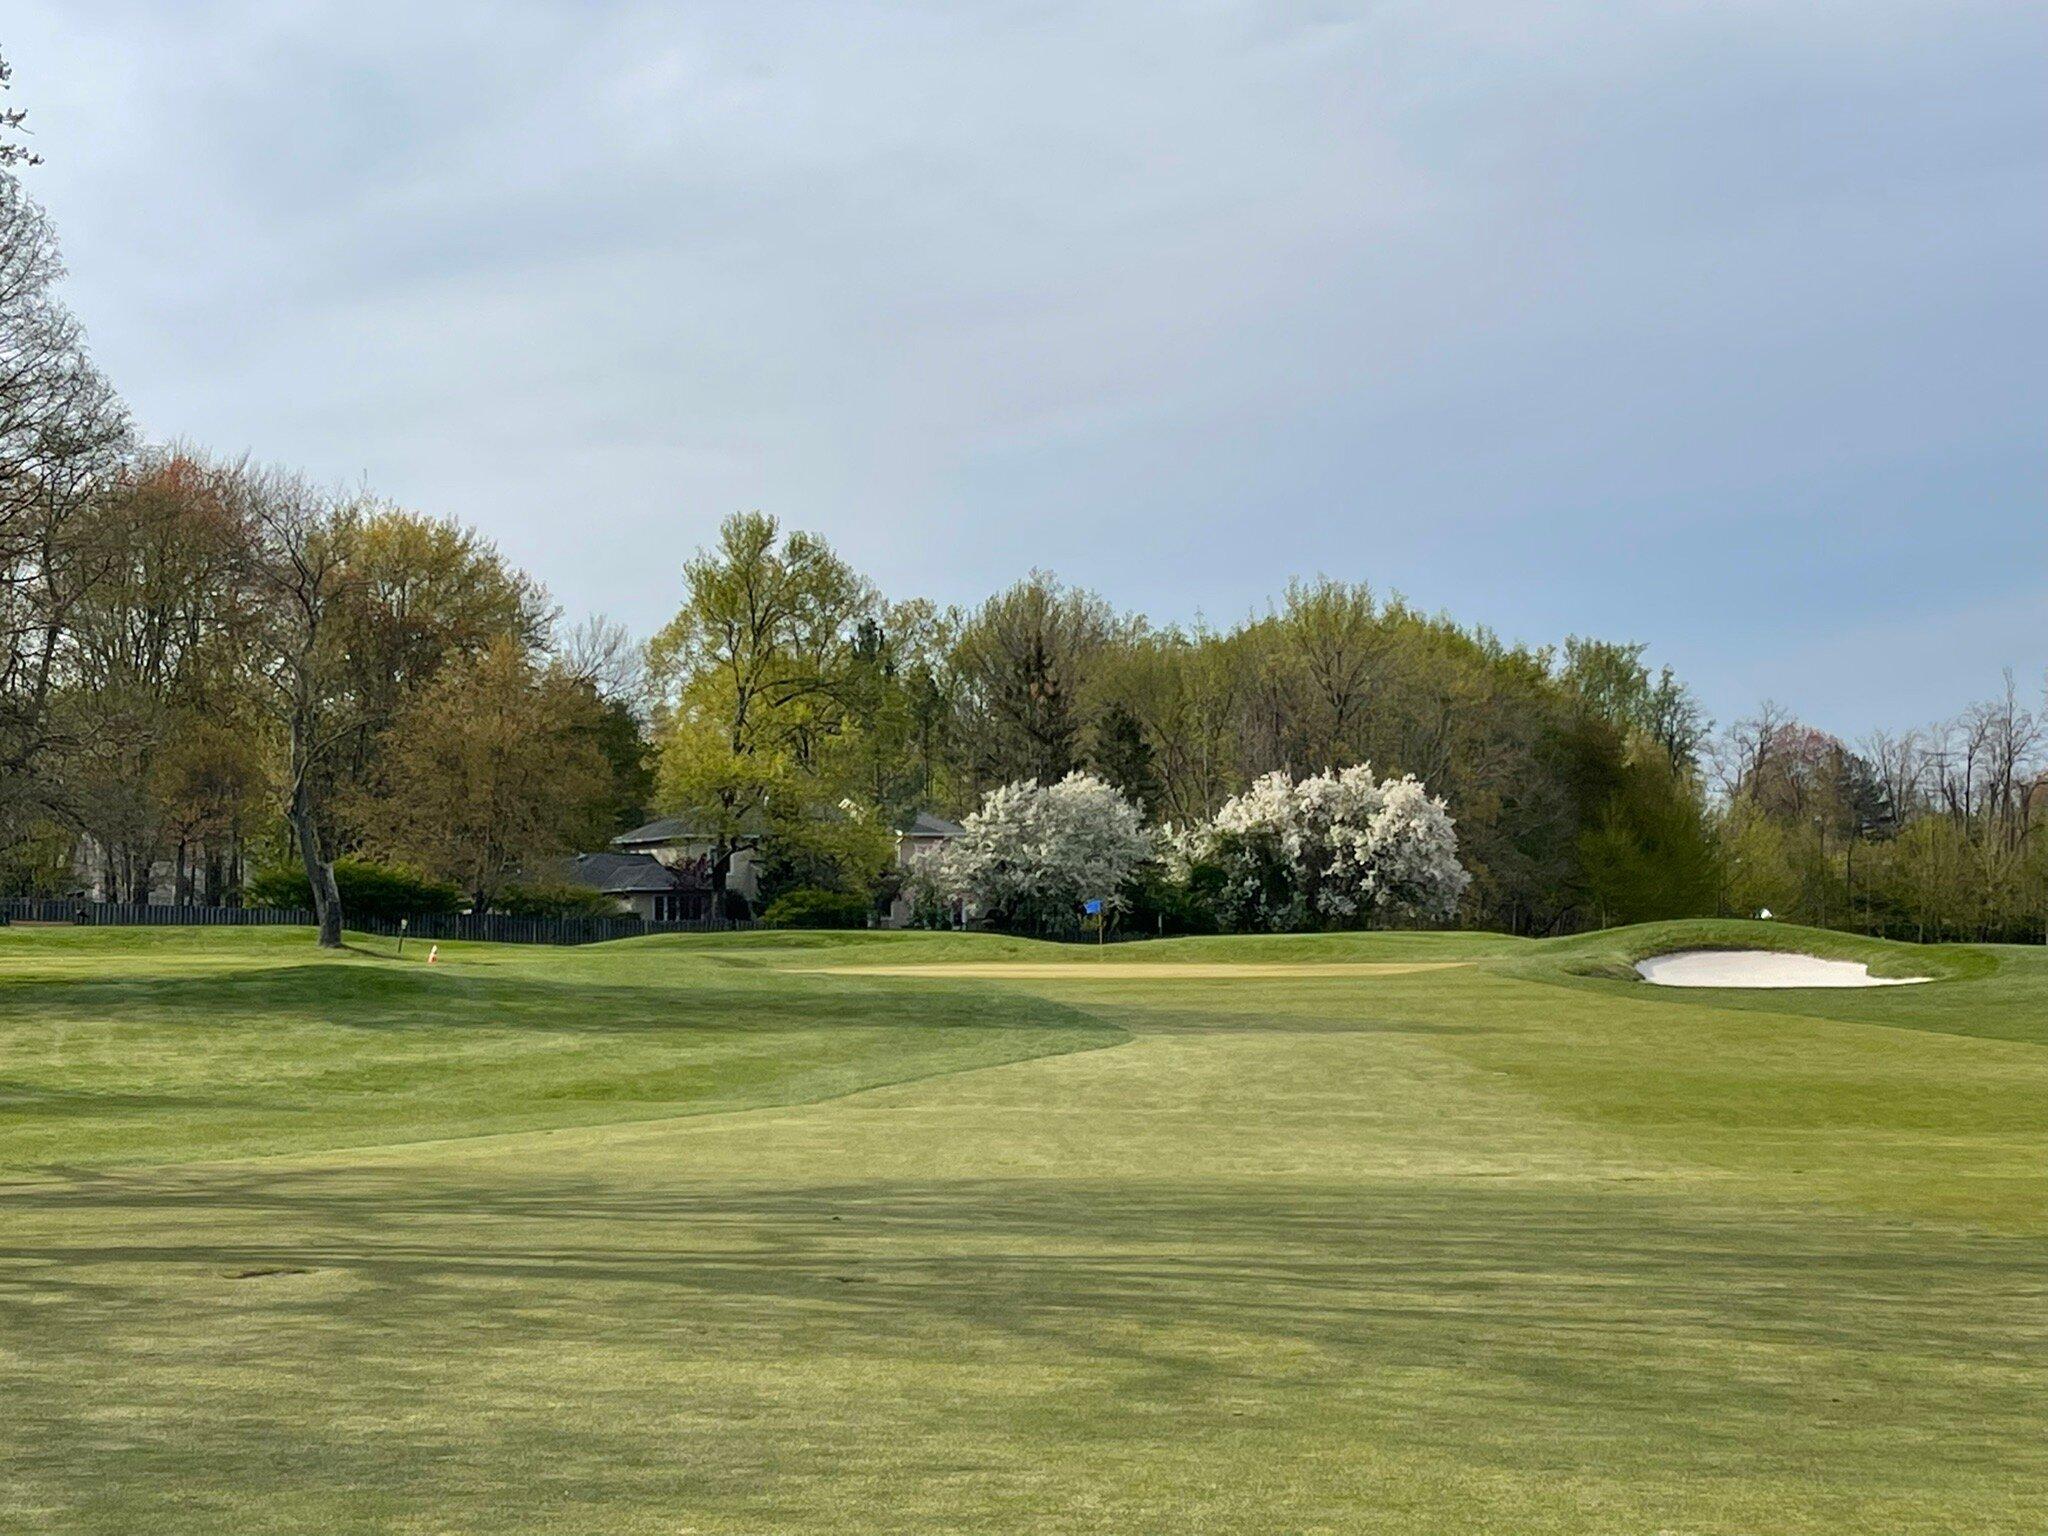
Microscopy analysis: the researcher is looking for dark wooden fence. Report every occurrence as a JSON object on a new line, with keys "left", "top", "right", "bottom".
{"left": 0, "top": 898, "right": 318, "bottom": 926}
{"left": 0, "top": 898, "right": 762, "bottom": 946}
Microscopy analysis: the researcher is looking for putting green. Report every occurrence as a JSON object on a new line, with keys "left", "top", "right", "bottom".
{"left": 2, "top": 920, "right": 2042, "bottom": 1534}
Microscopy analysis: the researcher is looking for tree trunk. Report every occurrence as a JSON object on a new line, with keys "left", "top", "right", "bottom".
{"left": 290, "top": 776, "right": 344, "bottom": 948}
{"left": 709, "top": 844, "right": 736, "bottom": 920}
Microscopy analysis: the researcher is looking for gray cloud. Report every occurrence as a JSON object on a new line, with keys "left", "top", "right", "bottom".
{"left": 9, "top": 0, "right": 2045, "bottom": 733}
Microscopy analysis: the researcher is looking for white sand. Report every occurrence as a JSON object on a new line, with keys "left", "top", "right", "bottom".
{"left": 1635, "top": 950, "right": 1929, "bottom": 988}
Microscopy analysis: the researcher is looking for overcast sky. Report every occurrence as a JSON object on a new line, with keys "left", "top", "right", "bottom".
{"left": 7, "top": 2, "right": 2044, "bottom": 735}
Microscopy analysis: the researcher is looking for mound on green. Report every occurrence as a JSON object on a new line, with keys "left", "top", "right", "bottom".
{"left": 1, "top": 919, "right": 2042, "bottom": 1535}
{"left": 0, "top": 925, "right": 1121, "bottom": 1169}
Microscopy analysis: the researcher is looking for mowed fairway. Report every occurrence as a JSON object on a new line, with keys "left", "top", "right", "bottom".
{"left": 2, "top": 922, "right": 2043, "bottom": 1533}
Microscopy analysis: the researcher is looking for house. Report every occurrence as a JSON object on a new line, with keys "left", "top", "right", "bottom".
{"left": 67, "top": 833, "right": 240, "bottom": 906}
{"left": 601, "top": 810, "right": 965, "bottom": 926}
{"left": 895, "top": 810, "right": 965, "bottom": 862}
{"left": 608, "top": 817, "right": 763, "bottom": 908}
{"left": 550, "top": 851, "right": 715, "bottom": 922}
{"left": 888, "top": 811, "right": 965, "bottom": 927}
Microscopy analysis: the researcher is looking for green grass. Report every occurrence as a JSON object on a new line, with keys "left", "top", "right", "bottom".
{"left": 0, "top": 926, "right": 1121, "bottom": 1168}
{"left": 2, "top": 920, "right": 2043, "bottom": 1533}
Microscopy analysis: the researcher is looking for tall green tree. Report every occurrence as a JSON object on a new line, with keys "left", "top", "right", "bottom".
{"left": 648, "top": 512, "right": 875, "bottom": 900}
{"left": 831, "top": 602, "right": 962, "bottom": 817}
{"left": 54, "top": 452, "right": 252, "bottom": 900}
{"left": 355, "top": 638, "right": 616, "bottom": 910}
{"left": 951, "top": 574, "right": 1118, "bottom": 792}
{"left": 1089, "top": 700, "right": 1162, "bottom": 815}
{"left": 1578, "top": 747, "right": 1722, "bottom": 925}
{"left": 330, "top": 507, "right": 554, "bottom": 819}
{"left": 1560, "top": 636, "right": 1709, "bottom": 772}
{"left": 238, "top": 470, "right": 359, "bottom": 947}
{"left": 1265, "top": 578, "right": 1382, "bottom": 770}
{"left": 1093, "top": 627, "right": 1242, "bottom": 827}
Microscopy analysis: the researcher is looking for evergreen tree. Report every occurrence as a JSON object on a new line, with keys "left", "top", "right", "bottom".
{"left": 1089, "top": 701, "right": 1161, "bottom": 815}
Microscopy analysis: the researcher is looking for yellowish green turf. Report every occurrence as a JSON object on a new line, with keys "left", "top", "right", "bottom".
{"left": 2, "top": 919, "right": 2042, "bottom": 1533}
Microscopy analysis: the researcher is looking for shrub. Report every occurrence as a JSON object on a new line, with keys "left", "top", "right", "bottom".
{"left": 762, "top": 887, "right": 871, "bottom": 929}
{"left": 0, "top": 821, "right": 77, "bottom": 899}
{"left": 244, "top": 858, "right": 464, "bottom": 921}
{"left": 753, "top": 815, "right": 896, "bottom": 910}
{"left": 494, "top": 882, "right": 622, "bottom": 918}
{"left": 1122, "top": 861, "right": 1221, "bottom": 936}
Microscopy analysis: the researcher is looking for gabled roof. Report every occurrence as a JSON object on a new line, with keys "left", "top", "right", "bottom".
{"left": 618, "top": 810, "right": 965, "bottom": 846}
{"left": 612, "top": 816, "right": 711, "bottom": 848}
{"left": 553, "top": 851, "right": 686, "bottom": 894}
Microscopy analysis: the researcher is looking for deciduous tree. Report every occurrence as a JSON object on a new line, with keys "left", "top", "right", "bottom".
{"left": 649, "top": 512, "right": 874, "bottom": 899}
{"left": 951, "top": 575, "right": 1118, "bottom": 793}
{"left": 0, "top": 172, "right": 128, "bottom": 840}
{"left": 238, "top": 471, "right": 358, "bottom": 946}
{"left": 356, "top": 639, "right": 616, "bottom": 910}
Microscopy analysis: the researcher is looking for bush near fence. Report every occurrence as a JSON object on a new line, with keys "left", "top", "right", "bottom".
{"left": 0, "top": 899, "right": 761, "bottom": 946}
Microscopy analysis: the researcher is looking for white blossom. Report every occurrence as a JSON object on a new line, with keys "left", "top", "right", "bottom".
{"left": 939, "top": 772, "right": 1152, "bottom": 934}
{"left": 1195, "top": 764, "right": 1468, "bottom": 929}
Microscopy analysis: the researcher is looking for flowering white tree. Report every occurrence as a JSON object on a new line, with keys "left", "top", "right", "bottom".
{"left": 898, "top": 856, "right": 957, "bottom": 929}
{"left": 1194, "top": 765, "right": 1468, "bottom": 930}
{"left": 940, "top": 772, "right": 1152, "bottom": 934}
{"left": 1360, "top": 776, "right": 1470, "bottom": 919}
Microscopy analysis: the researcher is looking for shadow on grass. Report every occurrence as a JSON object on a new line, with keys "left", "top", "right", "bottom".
{"left": 0, "top": 1082, "right": 259, "bottom": 1117}
{"left": 5, "top": 1162, "right": 2044, "bottom": 1536}
{"left": 7, "top": 1166, "right": 2042, "bottom": 1395}
{"left": 0, "top": 963, "right": 1113, "bottom": 1038}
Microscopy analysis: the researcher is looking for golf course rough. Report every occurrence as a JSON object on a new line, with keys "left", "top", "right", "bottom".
{"left": 2, "top": 918, "right": 2042, "bottom": 1534}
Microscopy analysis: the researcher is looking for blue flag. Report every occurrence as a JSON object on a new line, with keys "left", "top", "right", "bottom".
{"left": 1083, "top": 899, "right": 1103, "bottom": 915}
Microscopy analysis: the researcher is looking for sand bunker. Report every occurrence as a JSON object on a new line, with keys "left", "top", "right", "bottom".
{"left": 1635, "top": 950, "right": 1929, "bottom": 989}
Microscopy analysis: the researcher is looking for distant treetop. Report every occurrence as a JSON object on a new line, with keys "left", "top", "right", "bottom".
{"left": 0, "top": 51, "right": 41, "bottom": 170}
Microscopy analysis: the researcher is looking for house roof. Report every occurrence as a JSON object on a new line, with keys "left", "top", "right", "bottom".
{"left": 899, "top": 811, "right": 965, "bottom": 839}
{"left": 553, "top": 851, "right": 686, "bottom": 894}
{"left": 617, "top": 810, "right": 966, "bottom": 846}
{"left": 612, "top": 816, "right": 711, "bottom": 848}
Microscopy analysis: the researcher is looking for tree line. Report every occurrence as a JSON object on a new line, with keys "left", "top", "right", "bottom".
{"left": 1708, "top": 683, "right": 2048, "bottom": 943}
{"left": 646, "top": 510, "right": 1720, "bottom": 936}
{"left": 650, "top": 514, "right": 2048, "bottom": 944}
